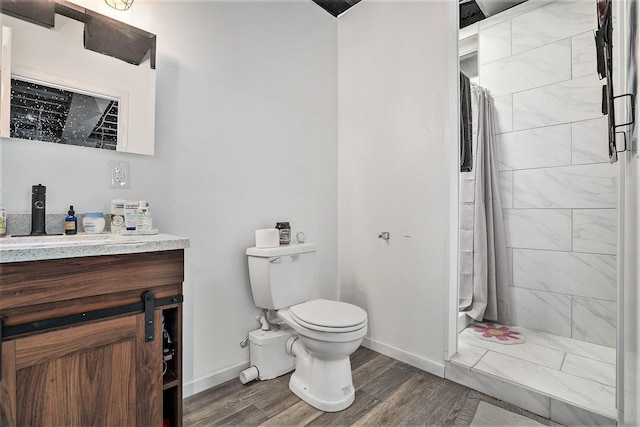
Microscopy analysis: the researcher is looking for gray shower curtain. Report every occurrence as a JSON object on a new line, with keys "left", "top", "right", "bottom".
{"left": 459, "top": 84, "right": 510, "bottom": 323}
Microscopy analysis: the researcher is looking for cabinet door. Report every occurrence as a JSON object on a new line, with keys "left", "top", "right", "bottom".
{"left": 0, "top": 310, "right": 162, "bottom": 426}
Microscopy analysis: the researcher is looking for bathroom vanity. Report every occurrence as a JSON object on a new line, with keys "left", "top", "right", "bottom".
{"left": 0, "top": 233, "right": 189, "bottom": 426}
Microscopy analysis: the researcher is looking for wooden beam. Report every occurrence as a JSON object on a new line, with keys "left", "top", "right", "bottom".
{"left": 83, "top": 9, "right": 156, "bottom": 69}
{"left": 1, "top": 0, "right": 156, "bottom": 69}
{"left": 0, "top": 0, "right": 55, "bottom": 28}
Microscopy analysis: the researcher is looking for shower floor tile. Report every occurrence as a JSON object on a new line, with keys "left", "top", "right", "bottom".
{"left": 474, "top": 351, "right": 615, "bottom": 418}
{"left": 449, "top": 325, "right": 617, "bottom": 422}
{"left": 561, "top": 353, "right": 616, "bottom": 387}
{"left": 458, "top": 328, "right": 565, "bottom": 369}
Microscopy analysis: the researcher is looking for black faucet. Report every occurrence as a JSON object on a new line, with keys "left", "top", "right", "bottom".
{"left": 30, "top": 184, "right": 47, "bottom": 235}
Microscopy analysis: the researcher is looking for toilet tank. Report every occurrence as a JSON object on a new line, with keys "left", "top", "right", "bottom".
{"left": 246, "top": 243, "right": 317, "bottom": 310}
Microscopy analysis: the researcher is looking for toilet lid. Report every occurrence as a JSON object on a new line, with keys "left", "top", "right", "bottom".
{"left": 289, "top": 299, "right": 367, "bottom": 331}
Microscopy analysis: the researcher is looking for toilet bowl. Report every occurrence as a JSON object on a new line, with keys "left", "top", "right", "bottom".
{"left": 278, "top": 299, "right": 367, "bottom": 412}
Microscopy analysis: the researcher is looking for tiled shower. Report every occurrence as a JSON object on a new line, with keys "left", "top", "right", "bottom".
{"left": 476, "top": 0, "right": 617, "bottom": 349}
{"left": 453, "top": 0, "right": 619, "bottom": 423}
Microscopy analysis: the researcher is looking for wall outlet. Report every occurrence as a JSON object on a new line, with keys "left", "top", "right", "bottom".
{"left": 109, "top": 161, "right": 130, "bottom": 188}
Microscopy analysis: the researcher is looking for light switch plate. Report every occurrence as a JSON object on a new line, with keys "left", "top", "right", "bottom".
{"left": 109, "top": 161, "right": 130, "bottom": 188}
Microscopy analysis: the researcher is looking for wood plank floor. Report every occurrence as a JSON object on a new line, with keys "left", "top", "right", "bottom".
{"left": 183, "top": 346, "right": 472, "bottom": 426}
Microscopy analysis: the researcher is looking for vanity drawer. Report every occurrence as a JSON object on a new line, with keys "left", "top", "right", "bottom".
{"left": 0, "top": 250, "right": 184, "bottom": 311}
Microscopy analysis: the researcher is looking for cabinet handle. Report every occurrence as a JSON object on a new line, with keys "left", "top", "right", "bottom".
{"left": 143, "top": 291, "right": 155, "bottom": 342}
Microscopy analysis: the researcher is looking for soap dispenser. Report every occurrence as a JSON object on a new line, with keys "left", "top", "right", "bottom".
{"left": 65, "top": 205, "right": 77, "bottom": 235}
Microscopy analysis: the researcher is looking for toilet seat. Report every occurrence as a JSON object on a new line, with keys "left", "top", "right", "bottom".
{"left": 289, "top": 299, "right": 367, "bottom": 333}
{"left": 278, "top": 309, "right": 367, "bottom": 344}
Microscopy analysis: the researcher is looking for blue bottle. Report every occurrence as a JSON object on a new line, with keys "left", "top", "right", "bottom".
{"left": 65, "top": 205, "right": 77, "bottom": 235}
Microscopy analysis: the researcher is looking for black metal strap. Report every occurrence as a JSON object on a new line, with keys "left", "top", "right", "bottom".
{"left": 1, "top": 294, "right": 183, "bottom": 340}
{"left": 143, "top": 291, "right": 155, "bottom": 342}
{"left": 614, "top": 93, "right": 636, "bottom": 130}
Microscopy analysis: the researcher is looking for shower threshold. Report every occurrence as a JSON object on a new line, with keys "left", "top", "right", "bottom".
{"left": 445, "top": 323, "right": 616, "bottom": 426}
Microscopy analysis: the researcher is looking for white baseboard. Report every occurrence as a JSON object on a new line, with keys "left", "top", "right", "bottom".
{"left": 183, "top": 359, "right": 250, "bottom": 399}
{"left": 362, "top": 336, "right": 445, "bottom": 377}
{"left": 184, "top": 339, "right": 446, "bottom": 399}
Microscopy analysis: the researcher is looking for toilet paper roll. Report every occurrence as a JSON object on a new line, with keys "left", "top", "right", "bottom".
{"left": 255, "top": 228, "right": 280, "bottom": 248}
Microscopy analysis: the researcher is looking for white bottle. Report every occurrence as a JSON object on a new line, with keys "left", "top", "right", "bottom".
{"left": 137, "top": 200, "right": 148, "bottom": 230}
{"left": 124, "top": 200, "right": 139, "bottom": 231}
{"left": 137, "top": 201, "right": 153, "bottom": 231}
{"left": 142, "top": 205, "right": 153, "bottom": 231}
{"left": 0, "top": 206, "right": 6, "bottom": 237}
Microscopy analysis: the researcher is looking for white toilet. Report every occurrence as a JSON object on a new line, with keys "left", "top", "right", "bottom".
{"left": 246, "top": 243, "right": 368, "bottom": 412}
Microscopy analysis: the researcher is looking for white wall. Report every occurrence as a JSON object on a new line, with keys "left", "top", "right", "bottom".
{"left": 476, "top": 0, "right": 617, "bottom": 347}
{"left": 1, "top": 0, "right": 338, "bottom": 397}
{"left": 338, "top": 0, "right": 457, "bottom": 375}
{"left": 2, "top": 0, "right": 459, "bottom": 396}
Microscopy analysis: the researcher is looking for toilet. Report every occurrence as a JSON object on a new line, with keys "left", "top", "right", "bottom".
{"left": 245, "top": 243, "right": 367, "bottom": 412}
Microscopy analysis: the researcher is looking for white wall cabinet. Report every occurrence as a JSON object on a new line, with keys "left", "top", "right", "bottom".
{"left": 0, "top": 12, "right": 156, "bottom": 155}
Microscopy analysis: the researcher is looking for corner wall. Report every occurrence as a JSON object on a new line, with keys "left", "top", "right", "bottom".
{"left": 338, "top": 0, "right": 457, "bottom": 374}
{"left": 1, "top": 0, "right": 339, "bottom": 397}
{"left": 618, "top": 0, "right": 640, "bottom": 422}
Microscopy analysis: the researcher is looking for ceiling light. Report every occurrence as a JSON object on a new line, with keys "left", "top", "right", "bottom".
{"left": 105, "top": 0, "right": 134, "bottom": 11}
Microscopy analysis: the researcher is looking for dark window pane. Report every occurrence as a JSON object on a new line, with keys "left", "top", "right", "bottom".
{"left": 10, "top": 78, "right": 118, "bottom": 150}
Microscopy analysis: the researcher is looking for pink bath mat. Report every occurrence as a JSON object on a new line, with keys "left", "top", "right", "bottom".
{"left": 467, "top": 323, "right": 526, "bottom": 345}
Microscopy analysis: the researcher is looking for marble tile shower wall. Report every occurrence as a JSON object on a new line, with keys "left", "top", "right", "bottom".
{"left": 478, "top": 0, "right": 617, "bottom": 347}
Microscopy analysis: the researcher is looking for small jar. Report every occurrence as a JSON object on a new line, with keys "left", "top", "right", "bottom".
{"left": 83, "top": 212, "right": 105, "bottom": 234}
{"left": 275, "top": 222, "right": 291, "bottom": 245}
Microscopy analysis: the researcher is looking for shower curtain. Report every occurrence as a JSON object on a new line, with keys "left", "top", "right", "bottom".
{"left": 459, "top": 83, "right": 510, "bottom": 323}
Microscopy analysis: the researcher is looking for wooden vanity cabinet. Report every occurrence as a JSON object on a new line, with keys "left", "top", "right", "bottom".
{"left": 0, "top": 249, "right": 184, "bottom": 427}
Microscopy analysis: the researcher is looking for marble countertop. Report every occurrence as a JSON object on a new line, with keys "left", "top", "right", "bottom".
{"left": 0, "top": 233, "right": 190, "bottom": 263}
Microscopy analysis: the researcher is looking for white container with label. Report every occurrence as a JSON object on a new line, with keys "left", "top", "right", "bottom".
{"left": 83, "top": 212, "right": 105, "bottom": 234}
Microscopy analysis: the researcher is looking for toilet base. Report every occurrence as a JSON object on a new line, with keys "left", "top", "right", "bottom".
{"left": 289, "top": 372, "right": 355, "bottom": 412}
{"left": 287, "top": 337, "right": 356, "bottom": 412}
